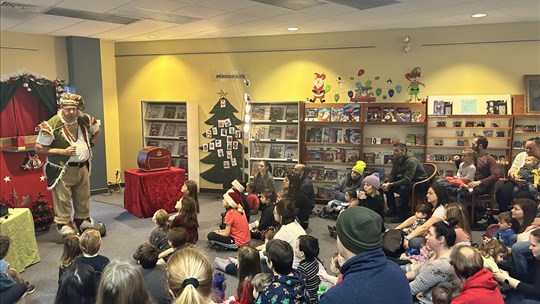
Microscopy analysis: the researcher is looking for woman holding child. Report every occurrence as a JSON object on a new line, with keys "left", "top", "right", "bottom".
{"left": 395, "top": 183, "right": 451, "bottom": 250}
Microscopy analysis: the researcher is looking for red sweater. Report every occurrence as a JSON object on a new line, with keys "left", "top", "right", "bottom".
{"left": 451, "top": 269, "right": 504, "bottom": 304}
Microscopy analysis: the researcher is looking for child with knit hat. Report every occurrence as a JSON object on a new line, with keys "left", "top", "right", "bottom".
{"left": 231, "top": 179, "right": 251, "bottom": 221}
{"left": 358, "top": 172, "right": 385, "bottom": 227}
{"left": 207, "top": 190, "right": 251, "bottom": 251}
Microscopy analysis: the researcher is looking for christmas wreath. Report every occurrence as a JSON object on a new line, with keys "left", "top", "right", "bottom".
{"left": 29, "top": 193, "right": 55, "bottom": 231}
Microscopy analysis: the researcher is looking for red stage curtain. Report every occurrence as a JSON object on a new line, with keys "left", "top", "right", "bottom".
{"left": 0, "top": 86, "right": 53, "bottom": 137}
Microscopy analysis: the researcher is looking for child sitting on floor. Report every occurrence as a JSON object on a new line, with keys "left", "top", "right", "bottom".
{"left": 0, "top": 235, "right": 36, "bottom": 294}
{"left": 170, "top": 196, "right": 199, "bottom": 244}
{"left": 58, "top": 235, "right": 82, "bottom": 283}
{"left": 478, "top": 238, "right": 508, "bottom": 273}
{"left": 74, "top": 228, "right": 110, "bottom": 283}
{"left": 246, "top": 181, "right": 260, "bottom": 215}
{"left": 251, "top": 273, "right": 273, "bottom": 300}
{"left": 295, "top": 235, "right": 322, "bottom": 304}
{"left": 250, "top": 189, "right": 279, "bottom": 240}
{"left": 149, "top": 209, "right": 170, "bottom": 253}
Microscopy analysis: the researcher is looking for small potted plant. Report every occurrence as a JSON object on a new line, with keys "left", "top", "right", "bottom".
{"left": 29, "top": 193, "right": 55, "bottom": 231}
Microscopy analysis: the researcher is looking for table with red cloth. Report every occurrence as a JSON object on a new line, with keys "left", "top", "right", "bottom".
{"left": 123, "top": 167, "right": 185, "bottom": 218}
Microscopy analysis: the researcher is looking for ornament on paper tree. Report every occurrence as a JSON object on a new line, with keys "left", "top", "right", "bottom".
{"left": 309, "top": 73, "right": 327, "bottom": 103}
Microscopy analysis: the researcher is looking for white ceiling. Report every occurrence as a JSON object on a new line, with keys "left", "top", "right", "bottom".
{"left": 0, "top": 0, "right": 539, "bottom": 42}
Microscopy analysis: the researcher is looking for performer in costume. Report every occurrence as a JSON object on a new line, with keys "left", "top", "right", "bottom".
{"left": 35, "top": 93, "right": 103, "bottom": 237}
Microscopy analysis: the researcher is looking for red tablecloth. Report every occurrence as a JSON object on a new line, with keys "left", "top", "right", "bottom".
{"left": 124, "top": 167, "right": 185, "bottom": 218}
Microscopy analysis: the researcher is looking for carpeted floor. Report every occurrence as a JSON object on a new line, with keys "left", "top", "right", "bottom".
{"left": 18, "top": 191, "right": 483, "bottom": 303}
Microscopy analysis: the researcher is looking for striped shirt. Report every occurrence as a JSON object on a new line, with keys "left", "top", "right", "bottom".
{"left": 298, "top": 259, "right": 321, "bottom": 304}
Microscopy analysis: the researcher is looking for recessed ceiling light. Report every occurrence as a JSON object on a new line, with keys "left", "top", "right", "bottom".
{"left": 471, "top": 13, "right": 487, "bottom": 18}
{"left": 147, "top": 35, "right": 159, "bottom": 40}
{"left": 287, "top": 26, "right": 299, "bottom": 32}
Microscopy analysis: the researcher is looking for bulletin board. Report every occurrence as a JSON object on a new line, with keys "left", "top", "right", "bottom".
{"left": 427, "top": 94, "right": 512, "bottom": 115}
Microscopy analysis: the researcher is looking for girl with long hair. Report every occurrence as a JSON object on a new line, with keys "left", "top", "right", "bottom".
{"left": 171, "top": 196, "right": 199, "bottom": 244}
{"left": 58, "top": 235, "right": 82, "bottom": 282}
{"left": 167, "top": 248, "right": 213, "bottom": 304}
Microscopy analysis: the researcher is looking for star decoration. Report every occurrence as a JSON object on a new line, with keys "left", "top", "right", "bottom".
{"left": 3, "top": 176, "right": 11, "bottom": 182}
{"left": 39, "top": 175, "right": 46, "bottom": 182}
{"left": 217, "top": 89, "right": 228, "bottom": 98}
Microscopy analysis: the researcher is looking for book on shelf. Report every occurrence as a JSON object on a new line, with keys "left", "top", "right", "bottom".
{"left": 162, "top": 140, "right": 174, "bottom": 152}
{"left": 178, "top": 141, "right": 188, "bottom": 156}
{"left": 433, "top": 100, "right": 445, "bottom": 115}
{"left": 391, "top": 138, "right": 400, "bottom": 144}
{"left": 284, "top": 105, "right": 298, "bottom": 121}
{"left": 163, "top": 105, "right": 177, "bottom": 119}
{"left": 284, "top": 125, "right": 298, "bottom": 140}
{"left": 285, "top": 165, "right": 295, "bottom": 176}
{"left": 177, "top": 126, "right": 187, "bottom": 138}
{"left": 269, "top": 144, "right": 285, "bottom": 158}
{"left": 335, "top": 148, "right": 346, "bottom": 163}
{"left": 345, "top": 149, "right": 360, "bottom": 163}
{"left": 251, "top": 125, "right": 268, "bottom": 140}
{"left": 366, "top": 106, "right": 382, "bottom": 122}
{"left": 444, "top": 102, "right": 453, "bottom": 115}
{"left": 162, "top": 123, "right": 178, "bottom": 137}
{"left": 395, "top": 107, "right": 411, "bottom": 122}
{"left": 318, "top": 107, "right": 331, "bottom": 122}
{"left": 483, "top": 130, "right": 494, "bottom": 137}
{"left": 523, "top": 125, "right": 537, "bottom": 132}
{"left": 486, "top": 100, "right": 507, "bottom": 115}
{"left": 268, "top": 126, "right": 283, "bottom": 140}
{"left": 363, "top": 137, "right": 373, "bottom": 144}
{"left": 307, "top": 166, "right": 324, "bottom": 181}
{"left": 372, "top": 138, "right": 382, "bottom": 144}
{"left": 328, "top": 128, "right": 340, "bottom": 144}
{"left": 323, "top": 150, "right": 337, "bottom": 162}
{"left": 381, "top": 138, "right": 391, "bottom": 144}
{"left": 434, "top": 138, "right": 444, "bottom": 146}
{"left": 324, "top": 169, "right": 338, "bottom": 182}
{"left": 331, "top": 107, "right": 344, "bottom": 122}
{"left": 321, "top": 128, "right": 330, "bottom": 143}
{"left": 346, "top": 128, "right": 362, "bottom": 144}
{"left": 176, "top": 106, "right": 186, "bottom": 119}
{"left": 382, "top": 107, "right": 397, "bottom": 122}
{"left": 269, "top": 106, "right": 285, "bottom": 121}
{"left": 307, "top": 127, "right": 322, "bottom": 142}
{"left": 343, "top": 104, "right": 360, "bottom": 122}
{"left": 145, "top": 104, "right": 161, "bottom": 118}
{"left": 411, "top": 111, "right": 423, "bottom": 122}
{"left": 284, "top": 145, "right": 298, "bottom": 160}
{"left": 307, "top": 149, "right": 324, "bottom": 161}
{"left": 415, "top": 135, "right": 425, "bottom": 145}
{"left": 305, "top": 108, "right": 318, "bottom": 121}
{"left": 513, "top": 141, "right": 524, "bottom": 148}
{"left": 382, "top": 152, "right": 394, "bottom": 164}
{"left": 405, "top": 134, "right": 416, "bottom": 146}
{"left": 149, "top": 123, "right": 162, "bottom": 136}
{"left": 273, "top": 164, "right": 287, "bottom": 178}
{"left": 251, "top": 143, "right": 268, "bottom": 158}
{"left": 147, "top": 139, "right": 160, "bottom": 147}
{"left": 252, "top": 106, "right": 266, "bottom": 120}
{"left": 456, "top": 139, "right": 469, "bottom": 146}
{"left": 364, "top": 152, "right": 376, "bottom": 164}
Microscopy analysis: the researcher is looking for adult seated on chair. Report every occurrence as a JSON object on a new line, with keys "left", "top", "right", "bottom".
{"left": 330, "top": 160, "right": 365, "bottom": 204}
{"left": 455, "top": 135, "right": 500, "bottom": 204}
{"left": 381, "top": 142, "right": 428, "bottom": 222}
{"left": 496, "top": 137, "right": 540, "bottom": 212}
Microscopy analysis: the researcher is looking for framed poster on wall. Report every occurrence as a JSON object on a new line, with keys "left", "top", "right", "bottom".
{"left": 524, "top": 75, "right": 540, "bottom": 113}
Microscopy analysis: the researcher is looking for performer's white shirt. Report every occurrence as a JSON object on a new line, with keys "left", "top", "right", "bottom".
{"left": 37, "top": 126, "right": 91, "bottom": 163}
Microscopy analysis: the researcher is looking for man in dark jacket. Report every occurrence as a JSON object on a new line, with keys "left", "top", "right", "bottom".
{"left": 321, "top": 207, "right": 412, "bottom": 304}
{"left": 382, "top": 142, "right": 427, "bottom": 221}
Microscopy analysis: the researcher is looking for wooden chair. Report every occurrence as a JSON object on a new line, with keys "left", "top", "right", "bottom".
{"left": 410, "top": 163, "right": 438, "bottom": 211}
{"left": 470, "top": 178, "right": 506, "bottom": 225}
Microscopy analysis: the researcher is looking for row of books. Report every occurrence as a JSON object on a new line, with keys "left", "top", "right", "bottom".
{"left": 146, "top": 140, "right": 188, "bottom": 157}
{"left": 307, "top": 166, "right": 349, "bottom": 183}
{"left": 251, "top": 125, "right": 298, "bottom": 140}
{"left": 251, "top": 143, "right": 298, "bottom": 160}
{"left": 145, "top": 104, "right": 187, "bottom": 119}
{"left": 366, "top": 106, "right": 423, "bottom": 122}
{"left": 305, "top": 104, "right": 360, "bottom": 122}
{"left": 432, "top": 138, "right": 470, "bottom": 146}
{"left": 313, "top": 185, "right": 334, "bottom": 199}
{"left": 426, "top": 154, "right": 508, "bottom": 164}
{"left": 148, "top": 122, "right": 187, "bottom": 138}
{"left": 305, "top": 148, "right": 360, "bottom": 163}
{"left": 514, "top": 125, "right": 540, "bottom": 133}
{"left": 250, "top": 163, "right": 296, "bottom": 178}
{"left": 364, "top": 152, "right": 424, "bottom": 164}
{"left": 252, "top": 105, "right": 298, "bottom": 121}
{"left": 306, "top": 127, "right": 362, "bottom": 144}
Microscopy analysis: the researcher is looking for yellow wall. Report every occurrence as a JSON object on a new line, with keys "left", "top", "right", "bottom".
{"left": 114, "top": 22, "right": 540, "bottom": 189}
{"left": 0, "top": 32, "right": 68, "bottom": 79}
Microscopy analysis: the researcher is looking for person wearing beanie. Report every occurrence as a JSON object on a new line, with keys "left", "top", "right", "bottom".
{"left": 207, "top": 190, "right": 251, "bottom": 250}
{"left": 381, "top": 142, "right": 428, "bottom": 222}
{"left": 358, "top": 172, "right": 385, "bottom": 229}
{"left": 231, "top": 179, "right": 251, "bottom": 221}
{"left": 327, "top": 160, "right": 366, "bottom": 208}
{"left": 321, "top": 207, "right": 411, "bottom": 304}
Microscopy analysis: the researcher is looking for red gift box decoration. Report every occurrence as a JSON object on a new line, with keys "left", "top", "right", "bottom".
{"left": 11, "top": 136, "right": 25, "bottom": 148}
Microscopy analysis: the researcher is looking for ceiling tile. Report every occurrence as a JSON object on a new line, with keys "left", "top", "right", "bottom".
{"left": 127, "top": 0, "right": 190, "bottom": 13}
{"left": 0, "top": 7, "right": 37, "bottom": 30}
{"left": 47, "top": 19, "right": 124, "bottom": 36}
{"left": 169, "top": 4, "right": 226, "bottom": 18}
{"left": 7, "top": 14, "right": 82, "bottom": 34}
{"left": 297, "top": 3, "right": 355, "bottom": 17}
{"left": 237, "top": 3, "right": 291, "bottom": 18}
{"left": 198, "top": 0, "right": 258, "bottom": 11}
{"left": 56, "top": 0, "right": 133, "bottom": 14}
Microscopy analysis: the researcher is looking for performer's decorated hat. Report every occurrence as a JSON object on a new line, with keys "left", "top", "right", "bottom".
{"left": 58, "top": 93, "right": 85, "bottom": 110}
